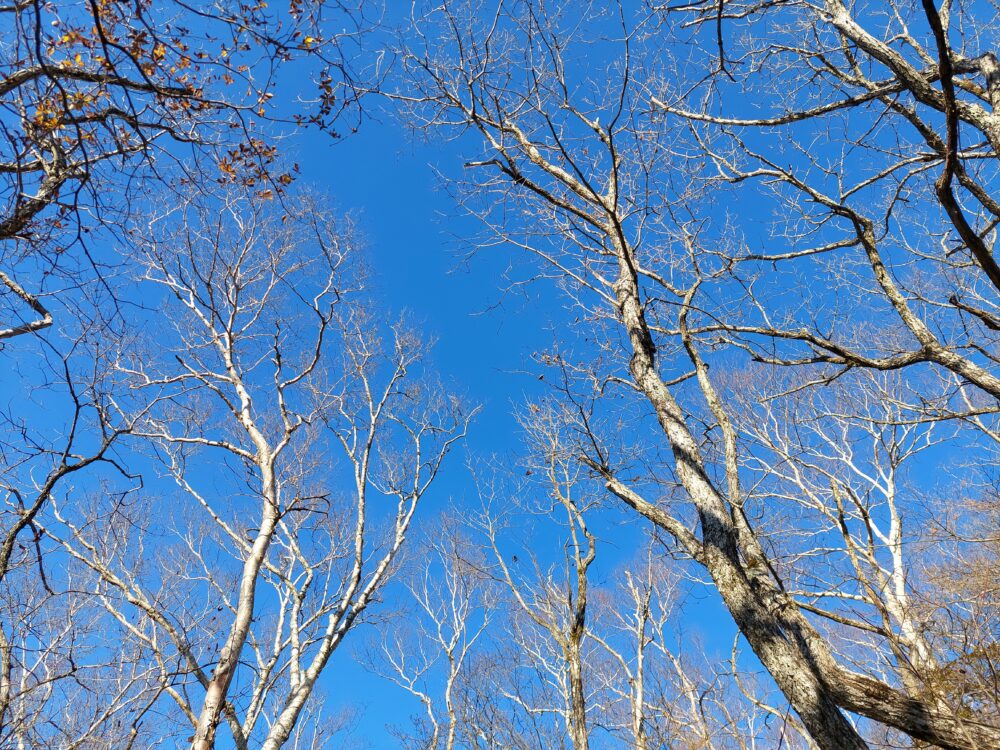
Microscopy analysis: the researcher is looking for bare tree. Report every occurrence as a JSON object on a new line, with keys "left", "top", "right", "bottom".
{"left": 375, "top": 525, "right": 493, "bottom": 750}
{"left": 590, "top": 545, "right": 722, "bottom": 750}
{"left": 378, "top": 399, "right": 602, "bottom": 750}
{"left": 375, "top": 474, "right": 791, "bottom": 750}
{"left": 0, "top": 311, "right": 144, "bottom": 747}
{"left": 0, "top": 0, "right": 366, "bottom": 341}
{"left": 478, "top": 402, "right": 598, "bottom": 750}
{"left": 0, "top": 6, "right": 373, "bottom": 730}
{"left": 33, "top": 187, "right": 468, "bottom": 749}
{"left": 400, "top": 1, "right": 1000, "bottom": 748}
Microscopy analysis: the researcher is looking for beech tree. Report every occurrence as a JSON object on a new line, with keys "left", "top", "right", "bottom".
{"left": 0, "top": 0, "right": 362, "bottom": 341}
{"left": 17, "top": 189, "right": 468, "bottom": 749}
{"left": 401, "top": 1, "right": 1000, "bottom": 748}
{"left": 1, "top": 4, "right": 374, "bottom": 743}
{"left": 0, "top": 305, "right": 141, "bottom": 747}
{"left": 374, "top": 527, "right": 493, "bottom": 750}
